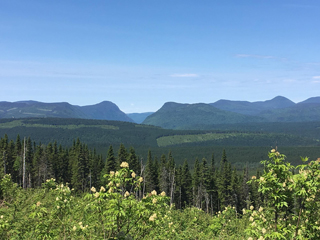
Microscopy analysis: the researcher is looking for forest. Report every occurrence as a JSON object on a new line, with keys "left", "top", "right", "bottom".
{"left": 0, "top": 133, "right": 320, "bottom": 239}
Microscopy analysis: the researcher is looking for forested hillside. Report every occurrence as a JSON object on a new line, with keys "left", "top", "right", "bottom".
{"left": 0, "top": 101, "right": 133, "bottom": 122}
{"left": 143, "top": 96, "right": 320, "bottom": 129}
{"left": 0, "top": 118, "right": 319, "bottom": 168}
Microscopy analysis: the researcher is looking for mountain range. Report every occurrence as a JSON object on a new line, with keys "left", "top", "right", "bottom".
{"left": 0, "top": 100, "right": 133, "bottom": 122}
{"left": 1, "top": 96, "right": 320, "bottom": 129}
{"left": 142, "top": 96, "right": 320, "bottom": 129}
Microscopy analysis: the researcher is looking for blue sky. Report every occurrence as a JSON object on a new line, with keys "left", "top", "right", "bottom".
{"left": 1, "top": 0, "right": 320, "bottom": 113}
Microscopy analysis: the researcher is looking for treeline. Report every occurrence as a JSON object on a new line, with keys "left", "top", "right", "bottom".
{"left": 0, "top": 134, "right": 262, "bottom": 213}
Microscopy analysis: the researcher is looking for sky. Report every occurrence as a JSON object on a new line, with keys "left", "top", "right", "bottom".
{"left": 1, "top": 0, "right": 320, "bottom": 113}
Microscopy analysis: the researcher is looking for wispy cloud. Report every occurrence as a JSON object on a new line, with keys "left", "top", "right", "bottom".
{"left": 312, "top": 76, "right": 320, "bottom": 79}
{"left": 235, "top": 54, "right": 289, "bottom": 63}
{"left": 170, "top": 73, "right": 199, "bottom": 78}
{"left": 235, "top": 54, "right": 275, "bottom": 59}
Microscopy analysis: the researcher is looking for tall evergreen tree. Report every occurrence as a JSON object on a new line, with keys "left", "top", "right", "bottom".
{"left": 193, "top": 158, "right": 201, "bottom": 207}
{"left": 117, "top": 143, "right": 128, "bottom": 169}
{"left": 153, "top": 156, "right": 159, "bottom": 192}
{"left": 180, "top": 160, "right": 193, "bottom": 208}
{"left": 104, "top": 145, "right": 116, "bottom": 174}
{"left": 158, "top": 154, "right": 168, "bottom": 194}
{"left": 144, "top": 150, "right": 155, "bottom": 193}
{"left": 13, "top": 135, "right": 23, "bottom": 184}
{"left": 127, "top": 146, "right": 140, "bottom": 174}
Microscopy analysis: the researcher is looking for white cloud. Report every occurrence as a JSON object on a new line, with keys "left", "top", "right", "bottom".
{"left": 170, "top": 73, "right": 199, "bottom": 78}
{"left": 312, "top": 80, "right": 320, "bottom": 84}
{"left": 312, "top": 76, "right": 320, "bottom": 79}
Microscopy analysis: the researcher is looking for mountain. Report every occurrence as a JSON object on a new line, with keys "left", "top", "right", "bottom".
{"left": 142, "top": 96, "right": 320, "bottom": 130}
{"left": 142, "top": 102, "right": 264, "bottom": 129}
{"left": 211, "top": 96, "right": 295, "bottom": 115}
{"left": 0, "top": 101, "right": 134, "bottom": 122}
{"left": 81, "top": 101, "right": 133, "bottom": 122}
{"left": 257, "top": 102, "right": 320, "bottom": 122}
{"left": 298, "top": 97, "right": 320, "bottom": 104}
{"left": 127, "top": 112, "right": 154, "bottom": 123}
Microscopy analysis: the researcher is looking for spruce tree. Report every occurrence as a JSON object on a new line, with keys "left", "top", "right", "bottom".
{"left": 159, "top": 154, "right": 168, "bottom": 194}
{"left": 104, "top": 145, "right": 116, "bottom": 174}
{"left": 117, "top": 143, "right": 128, "bottom": 169}
{"left": 127, "top": 146, "right": 140, "bottom": 174}
{"left": 181, "top": 160, "right": 193, "bottom": 208}
{"left": 193, "top": 158, "right": 201, "bottom": 207}
{"left": 144, "top": 150, "right": 155, "bottom": 193}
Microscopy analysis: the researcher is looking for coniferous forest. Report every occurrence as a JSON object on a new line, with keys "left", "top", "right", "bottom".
{"left": 1, "top": 133, "right": 320, "bottom": 239}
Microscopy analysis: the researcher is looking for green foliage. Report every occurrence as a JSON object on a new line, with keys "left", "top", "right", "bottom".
{"left": 1, "top": 151, "right": 320, "bottom": 239}
{"left": 246, "top": 150, "right": 320, "bottom": 239}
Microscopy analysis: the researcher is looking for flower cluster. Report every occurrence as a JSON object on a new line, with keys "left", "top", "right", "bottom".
{"left": 120, "top": 162, "right": 129, "bottom": 168}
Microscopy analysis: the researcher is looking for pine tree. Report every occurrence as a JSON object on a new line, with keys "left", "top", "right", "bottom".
{"left": 58, "top": 144, "right": 69, "bottom": 183}
{"left": 222, "top": 149, "right": 227, "bottom": 163}
{"left": 153, "top": 156, "right": 159, "bottom": 192}
{"left": 117, "top": 143, "right": 128, "bottom": 169}
{"left": 104, "top": 145, "right": 116, "bottom": 174}
{"left": 193, "top": 158, "right": 201, "bottom": 207}
{"left": 158, "top": 154, "right": 168, "bottom": 194}
{"left": 13, "top": 135, "right": 23, "bottom": 184}
{"left": 127, "top": 146, "right": 140, "bottom": 174}
{"left": 6, "top": 140, "right": 15, "bottom": 176}
{"left": 217, "top": 150, "right": 232, "bottom": 210}
{"left": 144, "top": 150, "right": 155, "bottom": 193}
{"left": 0, "top": 134, "right": 9, "bottom": 176}
{"left": 209, "top": 152, "right": 218, "bottom": 214}
{"left": 25, "top": 137, "right": 34, "bottom": 188}
{"left": 180, "top": 160, "right": 193, "bottom": 208}
{"left": 69, "top": 139, "right": 82, "bottom": 192}
{"left": 32, "top": 143, "right": 44, "bottom": 187}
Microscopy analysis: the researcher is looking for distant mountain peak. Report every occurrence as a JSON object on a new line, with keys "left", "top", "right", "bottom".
{"left": 0, "top": 100, "right": 133, "bottom": 122}
{"left": 299, "top": 97, "right": 320, "bottom": 104}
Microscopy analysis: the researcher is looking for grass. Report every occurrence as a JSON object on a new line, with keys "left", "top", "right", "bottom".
{"left": 156, "top": 132, "right": 252, "bottom": 147}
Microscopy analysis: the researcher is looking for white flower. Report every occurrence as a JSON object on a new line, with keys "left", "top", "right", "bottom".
{"left": 131, "top": 172, "right": 136, "bottom": 178}
{"left": 149, "top": 213, "right": 157, "bottom": 221}
{"left": 160, "top": 191, "right": 166, "bottom": 197}
{"left": 91, "top": 187, "right": 96, "bottom": 193}
{"left": 120, "top": 162, "right": 129, "bottom": 168}
{"left": 124, "top": 191, "right": 130, "bottom": 197}
{"left": 151, "top": 190, "right": 157, "bottom": 196}
{"left": 152, "top": 198, "right": 157, "bottom": 204}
